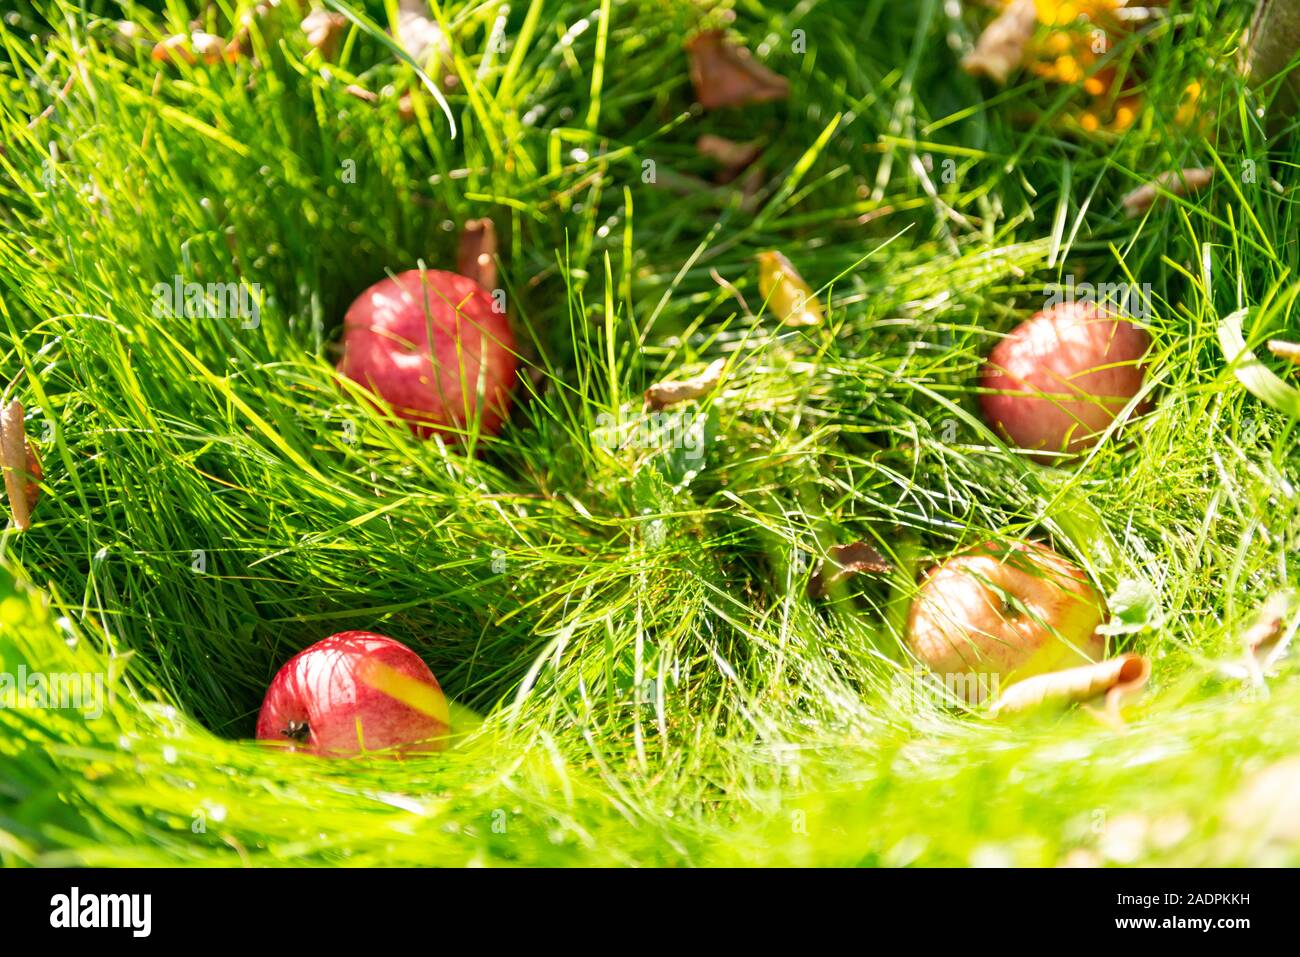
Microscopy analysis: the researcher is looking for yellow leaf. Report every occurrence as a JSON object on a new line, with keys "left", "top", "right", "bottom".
{"left": 757, "top": 251, "right": 823, "bottom": 327}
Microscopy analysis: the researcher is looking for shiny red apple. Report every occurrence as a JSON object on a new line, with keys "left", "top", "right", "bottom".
{"left": 256, "top": 631, "right": 450, "bottom": 756}
{"left": 980, "top": 302, "right": 1151, "bottom": 457}
{"left": 337, "top": 269, "right": 517, "bottom": 439}
{"left": 906, "top": 540, "right": 1107, "bottom": 701}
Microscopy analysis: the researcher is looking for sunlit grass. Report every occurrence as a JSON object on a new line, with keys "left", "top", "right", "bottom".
{"left": 0, "top": 0, "right": 1296, "bottom": 866}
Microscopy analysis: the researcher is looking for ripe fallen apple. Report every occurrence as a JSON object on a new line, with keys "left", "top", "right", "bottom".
{"left": 337, "top": 269, "right": 517, "bottom": 439}
{"left": 906, "top": 541, "right": 1107, "bottom": 701}
{"left": 980, "top": 302, "right": 1151, "bottom": 456}
{"left": 257, "top": 631, "right": 450, "bottom": 756}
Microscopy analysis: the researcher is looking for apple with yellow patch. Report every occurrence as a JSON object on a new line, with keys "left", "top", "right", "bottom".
{"left": 907, "top": 540, "right": 1107, "bottom": 701}
{"left": 257, "top": 631, "right": 450, "bottom": 756}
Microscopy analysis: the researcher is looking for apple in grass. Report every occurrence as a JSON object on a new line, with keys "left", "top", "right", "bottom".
{"left": 906, "top": 541, "right": 1107, "bottom": 703}
{"left": 337, "top": 269, "right": 517, "bottom": 439}
{"left": 257, "top": 632, "right": 450, "bottom": 756}
{"left": 980, "top": 302, "right": 1152, "bottom": 458}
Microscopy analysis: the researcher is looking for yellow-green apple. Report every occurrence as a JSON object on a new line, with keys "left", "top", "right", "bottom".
{"left": 256, "top": 631, "right": 450, "bottom": 756}
{"left": 906, "top": 540, "right": 1107, "bottom": 701}
{"left": 337, "top": 269, "right": 517, "bottom": 439}
{"left": 980, "top": 302, "right": 1151, "bottom": 457}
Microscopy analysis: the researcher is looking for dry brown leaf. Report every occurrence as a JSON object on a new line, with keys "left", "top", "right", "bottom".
{"left": 645, "top": 359, "right": 726, "bottom": 411}
{"left": 962, "top": 0, "right": 1038, "bottom": 85}
{"left": 685, "top": 30, "right": 790, "bottom": 110}
{"left": 696, "top": 135, "right": 763, "bottom": 183}
{"left": 1121, "top": 168, "right": 1214, "bottom": 217}
{"left": 301, "top": 10, "right": 347, "bottom": 60}
{"left": 757, "top": 251, "right": 824, "bottom": 327}
{"left": 344, "top": 84, "right": 378, "bottom": 104}
{"left": 458, "top": 218, "right": 498, "bottom": 292}
{"left": 1267, "top": 339, "right": 1300, "bottom": 365}
{"left": 989, "top": 653, "right": 1150, "bottom": 717}
{"left": 808, "top": 542, "right": 894, "bottom": 598}
{"left": 0, "top": 401, "right": 41, "bottom": 531}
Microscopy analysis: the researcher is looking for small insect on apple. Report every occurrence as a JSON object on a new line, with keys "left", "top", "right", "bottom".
{"left": 906, "top": 540, "right": 1107, "bottom": 703}
{"left": 257, "top": 632, "right": 451, "bottom": 757}
{"left": 980, "top": 301, "right": 1152, "bottom": 458}
{"left": 337, "top": 269, "right": 518, "bottom": 439}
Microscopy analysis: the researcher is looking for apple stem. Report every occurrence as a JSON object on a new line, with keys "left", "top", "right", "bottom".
{"left": 283, "top": 720, "right": 310, "bottom": 742}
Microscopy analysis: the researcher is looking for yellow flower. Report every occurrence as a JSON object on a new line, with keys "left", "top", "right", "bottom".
{"left": 1054, "top": 55, "right": 1082, "bottom": 83}
{"left": 1031, "top": 0, "right": 1118, "bottom": 25}
{"left": 1175, "top": 81, "right": 1202, "bottom": 126}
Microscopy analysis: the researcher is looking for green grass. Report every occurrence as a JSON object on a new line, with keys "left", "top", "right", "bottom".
{"left": 0, "top": 0, "right": 1297, "bottom": 866}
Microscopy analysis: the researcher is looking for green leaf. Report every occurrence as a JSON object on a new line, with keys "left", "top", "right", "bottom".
{"left": 1218, "top": 307, "right": 1300, "bottom": 419}
{"left": 1098, "top": 578, "right": 1164, "bottom": 637}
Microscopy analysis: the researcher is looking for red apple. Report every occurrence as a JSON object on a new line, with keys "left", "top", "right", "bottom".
{"left": 256, "top": 631, "right": 450, "bottom": 756}
{"left": 979, "top": 302, "right": 1151, "bottom": 457}
{"left": 906, "top": 541, "right": 1107, "bottom": 701}
{"left": 337, "top": 269, "right": 517, "bottom": 439}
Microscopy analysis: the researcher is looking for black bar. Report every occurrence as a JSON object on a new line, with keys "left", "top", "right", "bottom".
{"left": 0, "top": 867, "right": 1279, "bottom": 942}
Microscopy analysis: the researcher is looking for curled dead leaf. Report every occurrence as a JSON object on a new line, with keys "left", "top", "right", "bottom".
{"left": 645, "top": 359, "right": 726, "bottom": 411}
{"left": 1267, "top": 339, "right": 1300, "bottom": 366}
{"left": 302, "top": 10, "right": 348, "bottom": 60}
{"left": 962, "top": 0, "right": 1038, "bottom": 85}
{"left": 757, "top": 251, "right": 823, "bottom": 327}
{"left": 1121, "top": 168, "right": 1214, "bottom": 217}
{"left": 988, "top": 653, "right": 1150, "bottom": 718}
{"left": 0, "top": 401, "right": 41, "bottom": 531}
{"left": 696, "top": 135, "right": 763, "bottom": 183}
{"left": 808, "top": 542, "right": 894, "bottom": 598}
{"left": 458, "top": 218, "right": 498, "bottom": 292}
{"left": 685, "top": 30, "right": 789, "bottom": 110}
